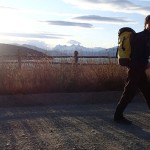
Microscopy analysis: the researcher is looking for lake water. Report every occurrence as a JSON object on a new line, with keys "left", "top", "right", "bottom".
{"left": 52, "top": 57, "right": 117, "bottom": 64}
{"left": 0, "top": 57, "right": 118, "bottom": 70}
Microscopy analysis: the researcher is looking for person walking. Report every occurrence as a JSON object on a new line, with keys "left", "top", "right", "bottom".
{"left": 114, "top": 15, "right": 150, "bottom": 124}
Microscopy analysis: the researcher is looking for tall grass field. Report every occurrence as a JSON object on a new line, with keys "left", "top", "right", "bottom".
{"left": 0, "top": 58, "right": 150, "bottom": 94}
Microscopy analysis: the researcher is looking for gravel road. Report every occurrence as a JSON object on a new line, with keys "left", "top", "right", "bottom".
{"left": 0, "top": 92, "right": 150, "bottom": 150}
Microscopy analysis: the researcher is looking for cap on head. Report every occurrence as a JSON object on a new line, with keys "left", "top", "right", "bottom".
{"left": 144, "top": 15, "right": 150, "bottom": 29}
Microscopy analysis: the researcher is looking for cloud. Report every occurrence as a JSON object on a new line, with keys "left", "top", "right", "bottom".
{"left": 67, "top": 40, "right": 81, "bottom": 45}
{"left": 0, "top": 32, "right": 70, "bottom": 39}
{"left": 138, "top": 0, "right": 150, "bottom": 1}
{"left": 73, "top": 15, "right": 135, "bottom": 24}
{"left": 63, "top": 0, "right": 150, "bottom": 15}
{"left": 43, "top": 21, "right": 93, "bottom": 28}
{"left": 0, "top": 5, "right": 17, "bottom": 10}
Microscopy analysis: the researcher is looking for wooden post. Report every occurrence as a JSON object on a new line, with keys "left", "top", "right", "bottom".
{"left": 74, "top": 50, "right": 78, "bottom": 64}
{"left": 18, "top": 49, "right": 21, "bottom": 69}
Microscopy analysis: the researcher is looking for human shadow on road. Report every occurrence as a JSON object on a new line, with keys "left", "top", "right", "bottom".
{"left": 0, "top": 104, "right": 150, "bottom": 150}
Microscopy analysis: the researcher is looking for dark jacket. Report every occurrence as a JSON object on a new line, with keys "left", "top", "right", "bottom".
{"left": 131, "top": 29, "right": 150, "bottom": 69}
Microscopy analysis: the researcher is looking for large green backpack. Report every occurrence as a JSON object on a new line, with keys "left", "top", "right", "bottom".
{"left": 117, "top": 27, "right": 136, "bottom": 67}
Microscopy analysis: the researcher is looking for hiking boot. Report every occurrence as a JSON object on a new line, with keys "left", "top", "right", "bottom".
{"left": 114, "top": 116, "right": 132, "bottom": 124}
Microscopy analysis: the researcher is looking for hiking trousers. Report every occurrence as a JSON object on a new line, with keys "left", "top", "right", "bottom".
{"left": 114, "top": 67, "right": 150, "bottom": 119}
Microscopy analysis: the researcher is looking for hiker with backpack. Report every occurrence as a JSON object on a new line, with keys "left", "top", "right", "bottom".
{"left": 114, "top": 15, "right": 150, "bottom": 124}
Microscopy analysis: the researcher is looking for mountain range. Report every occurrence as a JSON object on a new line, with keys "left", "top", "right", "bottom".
{"left": 0, "top": 43, "right": 46, "bottom": 57}
{"left": 0, "top": 43, "right": 117, "bottom": 57}
{"left": 22, "top": 44, "right": 117, "bottom": 57}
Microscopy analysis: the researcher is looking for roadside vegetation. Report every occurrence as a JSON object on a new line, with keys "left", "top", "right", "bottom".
{"left": 0, "top": 58, "right": 149, "bottom": 94}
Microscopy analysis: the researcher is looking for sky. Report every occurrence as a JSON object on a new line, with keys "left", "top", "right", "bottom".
{"left": 0, "top": 0, "right": 150, "bottom": 49}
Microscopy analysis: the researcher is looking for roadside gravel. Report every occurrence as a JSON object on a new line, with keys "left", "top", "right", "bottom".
{"left": 0, "top": 92, "right": 149, "bottom": 150}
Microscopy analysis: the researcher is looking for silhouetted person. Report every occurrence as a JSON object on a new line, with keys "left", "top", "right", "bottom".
{"left": 114, "top": 15, "right": 150, "bottom": 124}
{"left": 74, "top": 50, "right": 78, "bottom": 64}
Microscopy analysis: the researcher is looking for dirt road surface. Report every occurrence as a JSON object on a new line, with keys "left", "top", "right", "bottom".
{"left": 0, "top": 92, "right": 150, "bottom": 150}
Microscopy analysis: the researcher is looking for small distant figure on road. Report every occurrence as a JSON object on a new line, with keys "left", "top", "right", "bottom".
{"left": 114, "top": 15, "right": 150, "bottom": 124}
{"left": 74, "top": 50, "right": 78, "bottom": 64}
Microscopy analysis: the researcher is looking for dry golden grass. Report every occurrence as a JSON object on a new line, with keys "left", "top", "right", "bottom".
{"left": 0, "top": 58, "right": 149, "bottom": 94}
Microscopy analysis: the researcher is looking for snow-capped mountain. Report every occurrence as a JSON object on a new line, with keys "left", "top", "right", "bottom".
{"left": 51, "top": 44, "right": 117, "bottom": 56}
{"left": 21, "top": 44, "right": 117, "bottom": 57}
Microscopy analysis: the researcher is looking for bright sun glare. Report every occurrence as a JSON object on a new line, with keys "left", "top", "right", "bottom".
{"left": 0, "top": 8, "right": 38, "bottom": 34}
